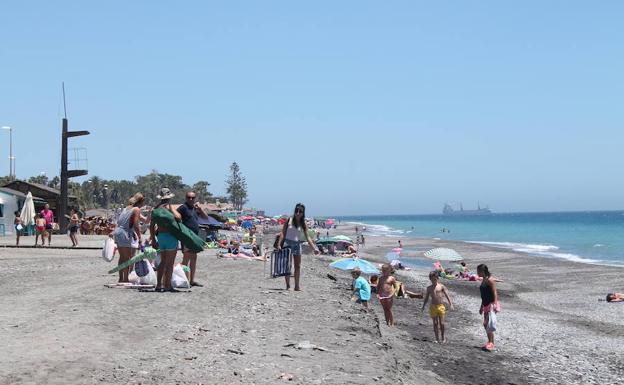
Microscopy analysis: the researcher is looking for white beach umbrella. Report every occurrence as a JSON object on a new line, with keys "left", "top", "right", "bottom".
{"left": 423, "top": 248, "right": 463, "bottom": 261}
{"left": 20, "top": 191, "right": 36, "bottom": 226}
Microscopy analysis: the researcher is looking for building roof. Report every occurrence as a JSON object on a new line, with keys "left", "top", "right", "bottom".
{"left": 3, "top": 180, "right": 77, "bottom": 199}
{"left": 0, "top": 187, "right": 46, "bottom": 202}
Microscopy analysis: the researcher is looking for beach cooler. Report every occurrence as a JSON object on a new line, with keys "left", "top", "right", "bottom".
{"left": 270, "top": 248, "right": 292, "bottom": 278}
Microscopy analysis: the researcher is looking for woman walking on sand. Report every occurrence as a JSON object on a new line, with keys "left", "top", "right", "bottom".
{"left": 14, "top": 211, "right": 22, "bottom": 246}
{"left": 112, "top": 193, "right": 144, "bottom": 283}
{"left": 277, "top": 203, "right": 320, "bottom": 291}
{"left": 150, "top": 188, "right": 182, "bottom": 292}
{"left": 68, "top": 209, "right": 80, "bottom": 247}
{"left": 477, "top": 264, "right": 499, "bottom": 351}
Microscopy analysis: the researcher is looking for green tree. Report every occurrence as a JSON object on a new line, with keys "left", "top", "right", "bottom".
{"left": 225, "top": 162, "right": 248, "bottom": 210}
{"left": 0, "top": 175, "right": 13, "bottom": 186}
{"left": 192, "top": 180, "right": 212, "bottom": 203}
{"left": 48, "top": 176, "right": 60, "bottom": 189}
{"left": 28, "top": 174, "right": 49, "bottom": 185}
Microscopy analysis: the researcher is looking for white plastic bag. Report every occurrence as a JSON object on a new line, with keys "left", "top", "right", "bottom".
{"left": 128, "top": 270, "right": 140, "bottom": 284}
{"left": 138, "top": 261, "right": 157, "bottom": 286}
{"left": 102, "top": 238, "right": 116, "bottom": 262}
{"left": 486, "top": 309, "right": 497, "bottom": 332}
{"left": 171, "top": 263, "right": 190, "bottom": 289}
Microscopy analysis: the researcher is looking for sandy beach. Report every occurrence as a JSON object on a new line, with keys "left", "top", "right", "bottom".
{"left": 1, "top": 227, "right": 623, "bottom": 384}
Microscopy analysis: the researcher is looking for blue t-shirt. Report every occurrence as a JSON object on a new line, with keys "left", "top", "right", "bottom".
{"left": 354, "top": 276, "right": 371, "bottom": 301}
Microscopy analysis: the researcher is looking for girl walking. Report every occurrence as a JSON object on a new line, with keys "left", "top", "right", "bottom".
{"left": 277, "top": 203, "right": 319, "bottom": 291}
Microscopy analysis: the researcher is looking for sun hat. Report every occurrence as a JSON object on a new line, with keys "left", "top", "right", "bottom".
{"left": 156, "top": 187, "right": 175, "bottom": 200}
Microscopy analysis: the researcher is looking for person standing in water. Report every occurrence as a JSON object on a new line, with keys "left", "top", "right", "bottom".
{"left": 277, "top": 203, "right": 320, "bottom": 291}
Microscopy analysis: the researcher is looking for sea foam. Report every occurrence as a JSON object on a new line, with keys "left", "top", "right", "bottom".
{"left": 468, "top": 241, "right": 600, "bottom": 264}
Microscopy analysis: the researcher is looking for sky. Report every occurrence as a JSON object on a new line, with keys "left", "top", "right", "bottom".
{"left": 1, "top": 1, "right": 623, "bottom": 216}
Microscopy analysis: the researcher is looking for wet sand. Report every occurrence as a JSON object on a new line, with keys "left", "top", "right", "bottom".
{"left": 0, "top": 228, "right": 623, "bottom": 384}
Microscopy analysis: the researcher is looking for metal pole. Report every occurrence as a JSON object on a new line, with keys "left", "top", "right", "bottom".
{"left": 60, "top": 118, "right": 68, "bottom": 234}
{"left": 9, "top": 127, "right": 13, "bottom": 178}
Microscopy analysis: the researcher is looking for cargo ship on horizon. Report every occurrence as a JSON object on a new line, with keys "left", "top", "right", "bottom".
{"left": 443, "top": 202, "right": 492, "bottom": 215}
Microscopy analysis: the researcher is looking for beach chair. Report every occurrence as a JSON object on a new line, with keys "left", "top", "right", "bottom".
{"left": 269, "top": 247, "right": 292, "bottom": 278}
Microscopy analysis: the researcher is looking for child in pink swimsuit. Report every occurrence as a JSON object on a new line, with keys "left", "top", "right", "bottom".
{"left": 377, "top": 264, "right": 396, "bottom": 326}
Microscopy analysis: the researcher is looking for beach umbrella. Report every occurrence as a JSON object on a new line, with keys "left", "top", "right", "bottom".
{"left": 330, "top": 257, "right": 380, "bottom": 274}
{"left": 423, "top": 248, "right": 463, "bottom": 261}
{"left": 20, "top": 192, "right": 36, "bottom": 226}
{"left": 332, "top": 235, "right": 353, "bottom": 243}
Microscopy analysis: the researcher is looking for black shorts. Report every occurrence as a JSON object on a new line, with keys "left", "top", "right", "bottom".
{"left": 45, "top": 224, "right": 53, "bottom": 230}
{"left": 70, "top": 225, "right": 79, "bottom": 233}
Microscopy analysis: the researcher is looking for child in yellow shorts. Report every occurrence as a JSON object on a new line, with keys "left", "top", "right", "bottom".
{"left": 422, "top": 271, "right": 454, "bottom": 343}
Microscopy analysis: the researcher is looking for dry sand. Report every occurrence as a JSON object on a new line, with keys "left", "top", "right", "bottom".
{"left": 1, "top": 227, "right": 623, "bottom": 384}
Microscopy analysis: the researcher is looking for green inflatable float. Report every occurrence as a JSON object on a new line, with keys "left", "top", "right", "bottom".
{"left": 151, "top": 207, "right": 205, "bottom": 253}
{"left": 108, "top": 247, "right": 158, "bottom": 274}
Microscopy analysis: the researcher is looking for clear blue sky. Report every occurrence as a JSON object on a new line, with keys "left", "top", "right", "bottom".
{"left": 1, "top": 1, "right": 623, "bottom": 216}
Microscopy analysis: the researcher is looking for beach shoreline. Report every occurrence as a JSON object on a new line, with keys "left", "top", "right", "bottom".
{"left": 0, "top": 228, "right": 623, "bottom": 384}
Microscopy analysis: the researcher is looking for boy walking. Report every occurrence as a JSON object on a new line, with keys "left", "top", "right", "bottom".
{"left": 351, "top": 267, "right": 371, "bottom": 308}
{"left": 422, "top": 271, "right": 454, "bottom": 343}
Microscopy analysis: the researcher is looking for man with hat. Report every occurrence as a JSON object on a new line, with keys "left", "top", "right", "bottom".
{"left": 177, "top": 190, "right": 208, "bottom": 286}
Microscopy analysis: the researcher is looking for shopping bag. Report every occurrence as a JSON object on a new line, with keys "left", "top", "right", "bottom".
{"left": 270, "top": 248, "right": 292, "bottom": 278}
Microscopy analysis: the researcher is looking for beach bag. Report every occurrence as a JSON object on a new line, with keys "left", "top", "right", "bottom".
{"left": 271, "top": 248, "right": 292, "bottom": 278}
{"left": 134, "top": 259, "right": 149, "bottom": 277}
{"left": 138, "top": 261, "right": 156, "bottom": 286}
{"left": 486, "top": 309, "right": 497, "bottom": 332}
{"left": 171, "top": 263, "right": 190, "bottom": 288}
{"left": 102, "top": 238, "right": 116, "bottom": 262}
{"left": 128, "top": 270, "right": 140, "bottom": 284}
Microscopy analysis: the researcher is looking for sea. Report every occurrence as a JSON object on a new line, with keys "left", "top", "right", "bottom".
{"left": 337, "top": 211, "right": 624, "bottom": 266}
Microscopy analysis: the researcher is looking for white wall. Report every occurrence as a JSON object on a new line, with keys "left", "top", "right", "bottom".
{"left": 0, "top": 191, "right": 21, "bottom": 236}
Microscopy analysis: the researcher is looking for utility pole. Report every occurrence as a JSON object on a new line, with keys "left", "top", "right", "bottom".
{"left": 59, "top": 83, "right": 89, "bottom": 233}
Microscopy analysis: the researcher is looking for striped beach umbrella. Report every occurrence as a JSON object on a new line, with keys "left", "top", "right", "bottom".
{"left": 423, "top": 248, "right": 463, "bottom": 261}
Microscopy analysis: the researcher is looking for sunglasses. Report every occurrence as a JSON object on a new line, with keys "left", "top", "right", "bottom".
{"left": 295, "top": 209, "right": 304, "bottom": 214}
{"left": 186, "top": 196, "right": 196, "bottom": 200}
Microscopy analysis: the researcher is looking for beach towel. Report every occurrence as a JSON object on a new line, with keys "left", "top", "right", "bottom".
{"left": 271, "top": 248, "right": 292, "bottom": 278}
{"left": 151, "top": 207, "right": 205, "bottom": 253}
{"left": 486, "top": 309, "right": 497, "bottom": 332}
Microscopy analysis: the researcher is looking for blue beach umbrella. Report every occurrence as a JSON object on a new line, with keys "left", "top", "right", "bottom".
{"left": 330, "top": 257, "right": 380, "bottom": 274}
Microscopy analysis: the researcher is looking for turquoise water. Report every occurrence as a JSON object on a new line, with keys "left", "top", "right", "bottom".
{"left": 338, "top": 211, "right": 624, "bottom": 266}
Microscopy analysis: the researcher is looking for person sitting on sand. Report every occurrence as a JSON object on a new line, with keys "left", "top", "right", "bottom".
{"left": 422, "top": 271, "right": 454, "bottom": 343}
{"left": 378, "top": 264, "right": 396, "bottom": 326}
{"left": 606, "top": 293, "right": 624, "bottom": 302}
{"left": 351, "top": 267, "right": 371, "bottom": 308}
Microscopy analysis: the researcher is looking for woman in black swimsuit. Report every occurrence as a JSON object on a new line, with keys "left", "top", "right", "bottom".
{"left": 477, "top": 264, "right": 499, "bottom": 352}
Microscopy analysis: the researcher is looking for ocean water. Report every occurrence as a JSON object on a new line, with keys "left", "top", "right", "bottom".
{"left": 337, "top": 211, "right": 624, "bottom": 266}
